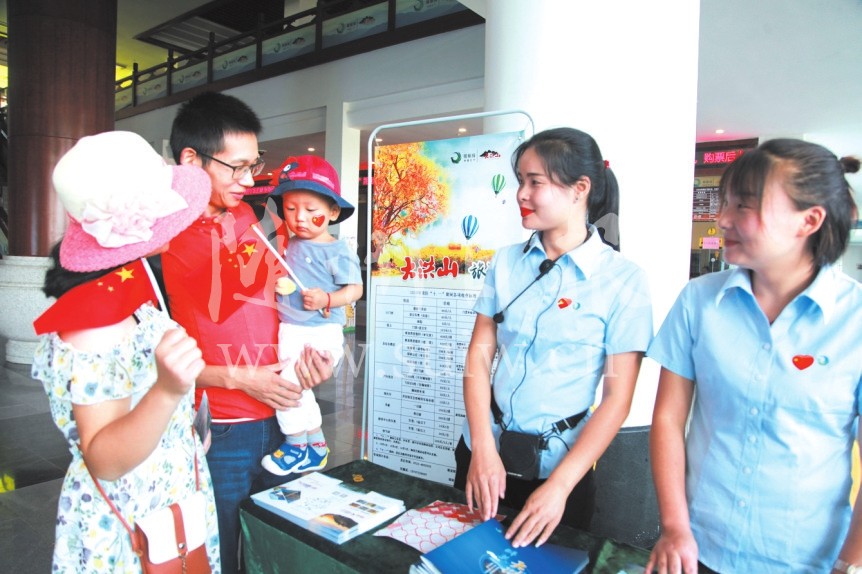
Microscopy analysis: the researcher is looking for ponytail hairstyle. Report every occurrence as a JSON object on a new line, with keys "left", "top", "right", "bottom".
{"left": 43, "top": 241, "right": 119, "bottom": 299}
{"left": 512, "top": 127, "right": 620, "bottom": 250}
{"left": 719, "top": 138, "right": 859, "bottom": 266}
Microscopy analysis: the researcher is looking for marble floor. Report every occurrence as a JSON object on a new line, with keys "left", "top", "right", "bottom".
{"left": 0, "top": 327, "right": 368, "bottom": 573}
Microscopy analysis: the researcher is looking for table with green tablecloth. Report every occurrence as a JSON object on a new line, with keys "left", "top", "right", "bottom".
{"left": 240, "top": 459, "right": 650, "bottom": 573}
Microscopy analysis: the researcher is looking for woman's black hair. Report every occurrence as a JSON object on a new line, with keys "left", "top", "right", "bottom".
{"left": 512, "top": 127, "right": 620, "bottom": 250}
{"left": 719, "top": 138, "right": 859, "bottom": 266}
{"left": 43, "top": 242, "right": 117, "bottom": 299}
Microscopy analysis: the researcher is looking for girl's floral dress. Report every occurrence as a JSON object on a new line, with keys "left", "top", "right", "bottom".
{"left": 31, "top": 303, "right": 220, "bottom": 573}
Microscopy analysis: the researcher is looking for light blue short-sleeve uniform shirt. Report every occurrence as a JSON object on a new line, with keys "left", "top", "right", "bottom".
{"left": 461, "top": 226, "right": 653, "bottom": 479}
{"left": 648, "top": 265, "right": 862, "bottom": 573}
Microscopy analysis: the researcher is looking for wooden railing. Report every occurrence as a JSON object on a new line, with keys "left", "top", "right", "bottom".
{"left": 114, "top": 0, "right": 483, "bottom": 119}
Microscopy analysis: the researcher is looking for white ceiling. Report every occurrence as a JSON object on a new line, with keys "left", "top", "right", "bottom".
{"left": 2, "top": 0, "right": 860, "bottom": 163}
{"left": 696, "top": 0, "right": 862, "bottom": 142}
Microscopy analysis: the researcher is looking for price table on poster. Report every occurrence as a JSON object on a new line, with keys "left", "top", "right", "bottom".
{"left": 369, "top": 284, "right": 477, "bottom": 485}
{"left": 693, "top": 186, "right": 720, "bottom": 221}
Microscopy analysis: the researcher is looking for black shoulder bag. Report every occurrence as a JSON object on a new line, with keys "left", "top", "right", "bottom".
{"left": 492, "top": 394, "right": 587, "bottom": 481}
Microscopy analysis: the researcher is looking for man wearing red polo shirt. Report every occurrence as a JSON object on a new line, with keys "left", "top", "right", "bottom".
{"left": 162, "top": 92, "right": 334, "bottom": 573}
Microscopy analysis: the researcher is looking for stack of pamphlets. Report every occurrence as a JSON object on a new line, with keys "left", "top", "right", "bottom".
{"left": 250, "top": 471, "right": 406, "bottom": 544}
{"left": 409, "top": 518, "right": 589, "bottom": 574}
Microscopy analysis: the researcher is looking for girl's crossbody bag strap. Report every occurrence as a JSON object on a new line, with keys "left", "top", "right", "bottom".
{"left": 82, "top": 425, "right": 201, "bottom": 554}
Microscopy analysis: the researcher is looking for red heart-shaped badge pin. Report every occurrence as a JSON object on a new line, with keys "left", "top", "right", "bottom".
{"left": 557, "top": 297, "right": 571, "bottom": 309}
{"left": 311, "top": 215, "right": 326, "bottom": 227}
{"left": 792, "top": 355, "right": 814, "bottom": 370}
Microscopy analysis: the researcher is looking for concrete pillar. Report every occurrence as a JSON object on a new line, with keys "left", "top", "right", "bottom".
{"left": 482, "top": 0, "right": 699, "bottom": 427}
{"left": 480, "top": 0, "right": 701, "bottom": 545}
{"left": 326, "top": 101, "right": 361, "bottom": 245}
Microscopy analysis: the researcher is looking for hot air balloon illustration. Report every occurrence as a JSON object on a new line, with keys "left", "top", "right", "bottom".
{"left": 461, "top": 214, "right": 478, "bottom": 241}
{"left": 491, "top": 173, "right": 505, "bottom": 196}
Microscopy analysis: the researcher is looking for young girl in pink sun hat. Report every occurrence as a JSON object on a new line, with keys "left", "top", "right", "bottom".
{"left": 32, "top": 131, "right": 221, "bottom": 573}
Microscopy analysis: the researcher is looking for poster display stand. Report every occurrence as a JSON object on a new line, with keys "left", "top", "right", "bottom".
{"left": 362, "top": 111, "right": 534, "bottom": 485}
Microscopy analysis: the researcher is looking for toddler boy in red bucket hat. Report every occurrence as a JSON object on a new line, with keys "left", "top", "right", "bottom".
{"left": 261, "top": 155, "right": 363, "bottom": 475}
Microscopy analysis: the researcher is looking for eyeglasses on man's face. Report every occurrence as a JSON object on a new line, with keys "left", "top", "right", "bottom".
{"left": 196, "top": 150, "right": 266, "bottom": 180}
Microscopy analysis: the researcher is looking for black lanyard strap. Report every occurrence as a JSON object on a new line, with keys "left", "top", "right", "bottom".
{"left": 490, "top": 393, "right": 588, "bottom": 435}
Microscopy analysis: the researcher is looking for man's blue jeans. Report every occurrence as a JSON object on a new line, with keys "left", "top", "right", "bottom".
{"left": 207, "top": 417, "right": 284, "bottom": 573}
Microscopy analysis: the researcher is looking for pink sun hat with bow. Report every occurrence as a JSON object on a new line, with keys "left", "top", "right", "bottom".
{"left": 53, "top": 131, "right": 211, "bottom": 272}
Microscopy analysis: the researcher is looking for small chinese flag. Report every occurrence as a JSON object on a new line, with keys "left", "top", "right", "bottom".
{"left": 33, "top": 258, "right": 159, "bottom": 335}
{"left": 187, "top": 222, "right": 287, "bottom": 323}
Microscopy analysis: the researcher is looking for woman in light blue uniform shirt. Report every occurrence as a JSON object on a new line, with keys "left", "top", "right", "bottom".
{"left": 647, "top": 139, "right": 862, "bottom": 574}
{"left": 453, "top": 128, "right": 653, "bottom": 548}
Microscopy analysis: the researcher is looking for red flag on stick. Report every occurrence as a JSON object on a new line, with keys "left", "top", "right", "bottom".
{"left": 33, "top": 258, "right": 158, "bottom": 335}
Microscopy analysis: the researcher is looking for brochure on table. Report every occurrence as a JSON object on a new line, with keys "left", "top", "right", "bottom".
{"left": 366, "top": 130, "right": 528, "bottom": 485}
{"left": 251, "top": 472, "right": 406, "bottom": 544}
{"left": 410, "top": 518, "right": 589, "bottom": 574}
{"left": 375, "top": 500, "right": 505, "bottom": 553}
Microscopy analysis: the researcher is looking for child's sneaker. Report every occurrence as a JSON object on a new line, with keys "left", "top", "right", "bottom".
{"left": 261, "top": 442, "right": 309, "bottom": 476}
{"left": 299, "top": 446, "right": 329, "bottom": 472}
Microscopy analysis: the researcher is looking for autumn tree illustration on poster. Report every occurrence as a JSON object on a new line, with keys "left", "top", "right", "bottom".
{"left": 371, "top": 142, "right": 450, "bottom": 264}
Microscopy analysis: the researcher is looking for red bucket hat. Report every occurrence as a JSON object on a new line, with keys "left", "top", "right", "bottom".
{"left": 269, "top": 155, "right": 355, "bottom": 224}
{"left": 53, "top": 131, "right": 211, "bottom": 272}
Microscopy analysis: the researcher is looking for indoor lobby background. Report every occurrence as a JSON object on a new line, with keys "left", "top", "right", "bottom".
{"left": 1, "top": 1, "right": 861, "bottom": 572}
